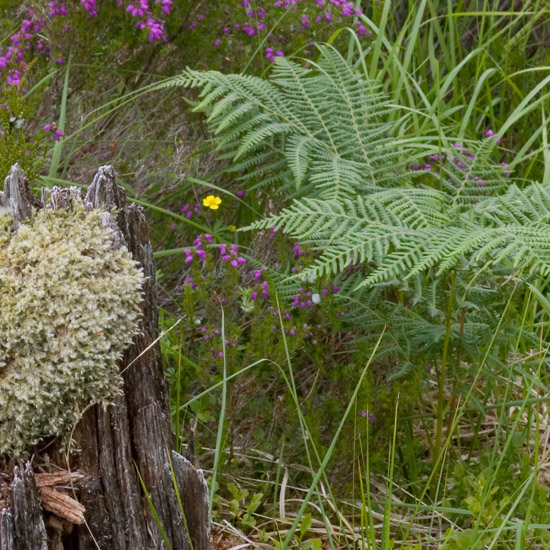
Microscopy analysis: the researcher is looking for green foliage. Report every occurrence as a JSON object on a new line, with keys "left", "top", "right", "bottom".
{"left": 0, "top": 199, "right": 143, "bottom": 457}
{"left": 249, "top": 180, "right": 550, "bottom": 286}
{"left": 168, "top": 44, "right": 541, "bottom": 390}
{"left": 161, "top": 45, "right": 550, "bottom": 291}
{"left": 225, "top": 482, "right": 263, "bottom": 531}
{"left": 444, "top": 450, "right": 550, "bottom": 549}
{"left": 0, "top": 83, "right": 48, "bottom": 181}
{"left": 157, "top": 45, "right": 402, "bottom": 200}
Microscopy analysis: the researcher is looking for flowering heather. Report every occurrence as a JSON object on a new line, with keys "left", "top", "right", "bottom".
{"left": 0, "top": 0, "right": 171, "bottom": 86}
{"left": 185, "top": 0, "right": 370, "bottom": 66}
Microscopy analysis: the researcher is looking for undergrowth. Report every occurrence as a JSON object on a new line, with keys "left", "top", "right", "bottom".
{"left": 2, "top": 0, "right": 550, "bottom": 548}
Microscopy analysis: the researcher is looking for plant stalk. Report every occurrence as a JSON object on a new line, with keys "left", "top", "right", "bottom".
{"left": 434, "top": 271, "right": 456, "bottom": 470}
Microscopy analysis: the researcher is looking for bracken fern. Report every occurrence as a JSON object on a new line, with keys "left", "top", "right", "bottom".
{"left": 162, "top": 43, "right": 547, "bottom": 383}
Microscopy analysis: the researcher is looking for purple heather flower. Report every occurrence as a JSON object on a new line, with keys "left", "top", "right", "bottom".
{"left": 357, "top": 22, "right": 368, "bottom": 36}
{"left": 81, "top": 0, "right": 98, "bottom": 17}
{"left": 156, "top": 0, "right": 172, "bottom": 14}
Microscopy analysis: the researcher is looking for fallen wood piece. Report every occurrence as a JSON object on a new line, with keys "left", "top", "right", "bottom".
{"left": 34, "top": 472, "right": 84, "bottom": 489}
{"left": 39, "top": 487, "right": 85, "bottom": 525}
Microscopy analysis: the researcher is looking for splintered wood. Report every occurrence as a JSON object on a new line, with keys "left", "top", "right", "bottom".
{"left": 35, "top": 472, "right": 86, "bottom": 525}
{"left": 39, "top": 487, "right": 85, "bottom": 525}
{"left": 1, "top": 472, "right": 85, "bottom": 525}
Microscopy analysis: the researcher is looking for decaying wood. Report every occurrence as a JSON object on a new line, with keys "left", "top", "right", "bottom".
{"left": 0, "top": 164, "right": 210, "bottom": 550}
{"left": 169, "top": 452, "right": 210, "bottom": 550}
{"left": 0, "top": 164, "right": 38, "bottom": 228}
{"left": 34, "top": 472, "right": 86, "bottom": 525}
{"left": 34, "top": 472, "right": 84, "bottom": 489}
{"left": 0, "top": 511, "right": 15, "bottom": 550}
{"left": 39, "top": 487, "right": 85, "bottom": 525}
{"left": 11, "top": 463, "right": 47, "bottom": 550}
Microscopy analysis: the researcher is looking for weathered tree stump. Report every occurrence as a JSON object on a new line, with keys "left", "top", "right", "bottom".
{"left": 0, "top": 164, "right": 209, "bottom": 550}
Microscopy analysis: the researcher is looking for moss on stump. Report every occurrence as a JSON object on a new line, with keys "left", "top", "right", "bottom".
{"left": 0, "top": 200, "right": 144, "bottom": 458}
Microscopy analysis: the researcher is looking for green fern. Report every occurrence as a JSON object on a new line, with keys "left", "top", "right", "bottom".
{"left": 162, "top": 41, "right": 547, "bottom": 383}
{"left": 157, "top": 43, "right": 546, "bottom": 291}
{"left": 245, "top": 182, "right": 550, "bottom": 287}
{"left": 157, "top": 45, "right": 406, "bottom": 200}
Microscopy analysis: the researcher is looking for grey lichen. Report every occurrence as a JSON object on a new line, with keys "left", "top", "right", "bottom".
{"left": 0, "top": 200, "right": 144, "bottom": 458}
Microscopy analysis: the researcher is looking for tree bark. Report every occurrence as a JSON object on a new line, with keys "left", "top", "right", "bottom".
{"left": 0, "top": 164, "right": 209, "bottom": 550}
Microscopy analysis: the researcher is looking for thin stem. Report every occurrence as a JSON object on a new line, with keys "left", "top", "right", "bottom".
{"left": 434, "top": 270, "right": 456, "bottom": 469}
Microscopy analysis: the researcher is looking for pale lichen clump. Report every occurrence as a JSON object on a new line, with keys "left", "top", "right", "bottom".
{"left": 0, "top": 200, "right": 144, "bottom": 458}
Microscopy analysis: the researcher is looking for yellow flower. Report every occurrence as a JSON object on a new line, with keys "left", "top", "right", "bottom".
{"left": 203, "top": 195, "right": 222, "bottom": 210}
{"left": 229, "top": 225, "right": 236, "bottom": 232}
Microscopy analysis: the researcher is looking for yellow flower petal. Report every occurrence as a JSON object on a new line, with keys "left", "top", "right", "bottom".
{"left": 203, "top": 195, "right": 222, "bottom": 209}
